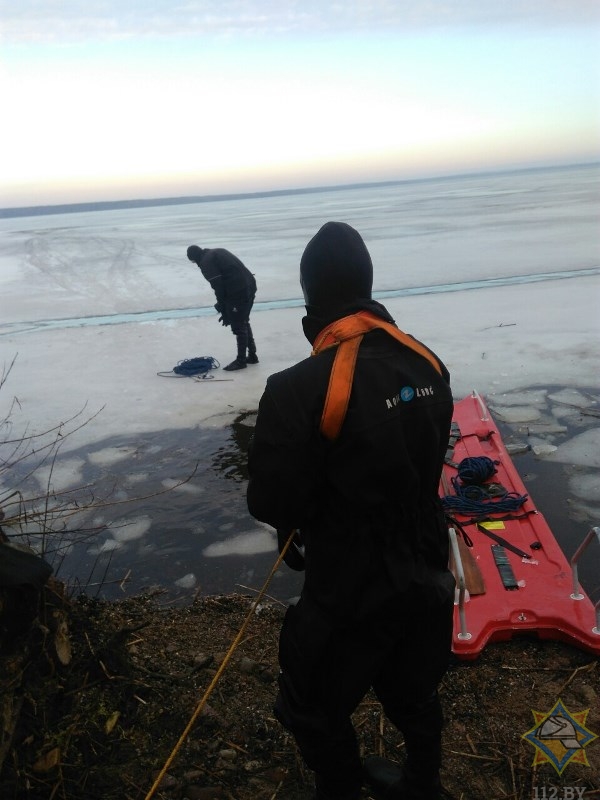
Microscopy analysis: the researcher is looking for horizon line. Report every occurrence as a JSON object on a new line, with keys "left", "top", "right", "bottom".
{"left": 1, "top": 160, "right": 597, "bottom": 220}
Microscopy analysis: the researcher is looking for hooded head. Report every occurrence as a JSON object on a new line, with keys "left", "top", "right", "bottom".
{"left": 187, "top": 245, "right": 205, "bottom": 263}
{"left": 300, "top": 222, "right": 373, "bottom": 313}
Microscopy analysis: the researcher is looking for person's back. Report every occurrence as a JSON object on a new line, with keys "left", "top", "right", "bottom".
{"left": 247, "top": 221, "right": 455, "bottom": 800}
{"left": 249, "top": 327, "right": 452, "bottom": 614}
{"left": 248, "top": 222, "right": 452, "bottom": 615}
{"left": 195, "top": 247, "right": 256, "bottom": 299}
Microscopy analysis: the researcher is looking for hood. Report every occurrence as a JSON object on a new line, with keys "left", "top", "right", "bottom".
{"left": 300, "top": 222, "right": 390, "bottom": 344}
{"left": 300, "top": 221, "right": 373, "bottom": 312}
{"left": 187, "top": 245, "right": 205, "bottom": 262}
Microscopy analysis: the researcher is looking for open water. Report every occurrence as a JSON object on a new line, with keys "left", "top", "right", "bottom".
{"left": 13, "top": 386, "right": 595, "bottom": 607}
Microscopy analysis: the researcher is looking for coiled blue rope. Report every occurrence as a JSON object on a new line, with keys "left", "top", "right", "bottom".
{"left": 173, "top": 356, "right": 220, "bottom": 376}
{"left": 456, "top": 456, "right": 497, "bottom": 485}
{"left": 157, "top": 356, "right": 221, "bottom": 378}
{"left": 441, "top": 456, "right": 528, "bottom": 516}
{"left": 441, "top": 485, "right": 528, "bottom": 516}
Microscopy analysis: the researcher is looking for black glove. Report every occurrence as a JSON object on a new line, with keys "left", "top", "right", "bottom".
{"left": 277, "top": 529, "right": 305, "bottom": 571}
{"left": 218, "top": 314, "right": 230, "bottom": 327}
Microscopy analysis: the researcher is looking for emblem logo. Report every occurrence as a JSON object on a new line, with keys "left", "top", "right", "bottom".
{"left": 522, "top": 699, "right": 597, "bottom": 775}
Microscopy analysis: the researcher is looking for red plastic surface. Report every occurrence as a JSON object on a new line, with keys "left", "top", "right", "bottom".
{"left": 442, "top": 393, "right": 600, "bottom": 660}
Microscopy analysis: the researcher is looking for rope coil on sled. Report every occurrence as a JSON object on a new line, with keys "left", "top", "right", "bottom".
{"left": 441, "top": 455, "right": 528, "bottom": 516}
{"left": 456, "top": 456, "right": 497, "bottom": 485}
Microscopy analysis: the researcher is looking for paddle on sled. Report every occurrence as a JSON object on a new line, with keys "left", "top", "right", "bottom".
{"left": 440, "top": 471, "right": 486, "bottom": 596}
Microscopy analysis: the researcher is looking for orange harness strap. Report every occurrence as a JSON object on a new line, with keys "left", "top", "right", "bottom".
{"left": 312, "top": 310, "right": 443, "bottom": 441}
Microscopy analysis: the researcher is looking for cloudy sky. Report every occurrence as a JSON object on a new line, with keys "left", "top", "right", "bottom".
{"left": 1, "top": 0, "right": 599, "bottom": 207}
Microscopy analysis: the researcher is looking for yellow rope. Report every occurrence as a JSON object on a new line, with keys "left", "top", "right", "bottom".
{"left": 144, "top": 531, "right": 297, "bottom": 800}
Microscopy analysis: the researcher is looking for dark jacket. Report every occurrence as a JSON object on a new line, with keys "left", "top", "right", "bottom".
{"left": 193, "top": 248, "right": 256, "bottom": 309}
{"left": 247, "top": 294, "right": 454, "bottom": 622}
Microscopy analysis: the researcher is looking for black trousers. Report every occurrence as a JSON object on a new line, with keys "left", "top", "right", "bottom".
{"left": 274, "top": 584, "right": 454, "bottom": 795}
{"left": 228, "top": 293, "right": 256, "bottom": 359}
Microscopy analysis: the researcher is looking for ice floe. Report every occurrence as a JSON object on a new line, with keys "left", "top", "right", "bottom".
{"left": 489, "top": 405, "right": 542, "bottom": 424}
{"left": 107, "top": 515, "right": 152, "bottom": 543}
{"left": 546, "top": 429, "right": 600, "bottom": 469}
{"left": 490, "top": 389, "right": 549, "bottom": 407}
{"left": 568, "top": 473, "right": 600, "bottom": 503}
{"left": 88, "top": 446, "right": 139, "bottom": 466}
{"left": 174, "top": 573, "right": 197, "bottom": 589}
{"left": 203, "top": 529, "right": 277, "bottom": 557}
{"left": 488, "top": 387, "right": 600, "bottom": 531}
{"left": 161, "top": 477, "right": 204, "bottom": 495}
{"left": 34, "top": 457, "right": 86, "bottom": 492}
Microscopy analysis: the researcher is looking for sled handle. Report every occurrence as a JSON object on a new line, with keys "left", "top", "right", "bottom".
{"left": 449, "top": 527, "right": 471, "bottom": 640}
{"left": 471, "top": 389, "right": 489, "bottom": 421}
{"left": 570, "top": 526, "right": 600, "bottom": 634}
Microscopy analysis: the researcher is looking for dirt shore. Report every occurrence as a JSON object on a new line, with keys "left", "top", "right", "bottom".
{"left": 1, "top": 582, "right": 599, "bottom": 800}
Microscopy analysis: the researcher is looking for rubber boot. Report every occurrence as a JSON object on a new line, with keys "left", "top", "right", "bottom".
{"left": 363, "top": 756, "right": 405, "bottom": 798}
{"left": 365, "top": 694, "right": 451, "bottom": 799}
{"left": 396, "top": 695, "right": 443, "bottom": 789}
{"left": 312, "top": 789, "right": 361, "bottom": 800}
{"left": 313, "top": 770, "right": 362, "bottom": 800}
{"left": 363, "top": 756, "right": 454, "bottom": 799}
{"left": 223, "top": 333, "right": 248, "bottom": 371}
{"left": 246, "top": 324, "right": 258, "bottom": 363}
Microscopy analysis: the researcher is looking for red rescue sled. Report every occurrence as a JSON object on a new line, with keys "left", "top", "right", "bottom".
{"left": 441, "top": 391, "right": 600, "bottom": 660}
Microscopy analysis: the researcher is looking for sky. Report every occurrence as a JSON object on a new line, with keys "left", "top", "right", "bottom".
{"left": 0, "top": 1, "right": 599, "bottom": 208}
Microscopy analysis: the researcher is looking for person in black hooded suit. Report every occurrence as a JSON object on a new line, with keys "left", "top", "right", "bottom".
{"left": 187, "top": 244, "right": 258, "bottom": 371}
{"left": 247, "top": 222, "right": 456, "bottom": 800}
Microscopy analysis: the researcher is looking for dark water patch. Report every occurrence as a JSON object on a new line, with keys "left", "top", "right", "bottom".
{"left": 3, "top": 420, "right": 302, "bottom": 605}
{"left": 486, "top": 385, "right": 600, "bottom": 602}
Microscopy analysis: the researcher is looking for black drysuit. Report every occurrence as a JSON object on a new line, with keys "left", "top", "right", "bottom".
{"left": 189, "top": 247, "right": 257, "bottom": 361}
{"left": 247, "top": 228, "right": 454, "bottom": 798}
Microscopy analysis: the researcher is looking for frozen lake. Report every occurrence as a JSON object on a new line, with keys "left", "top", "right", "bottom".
{"left": 1, "top": 163, "right": 599, "bottom": 602}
